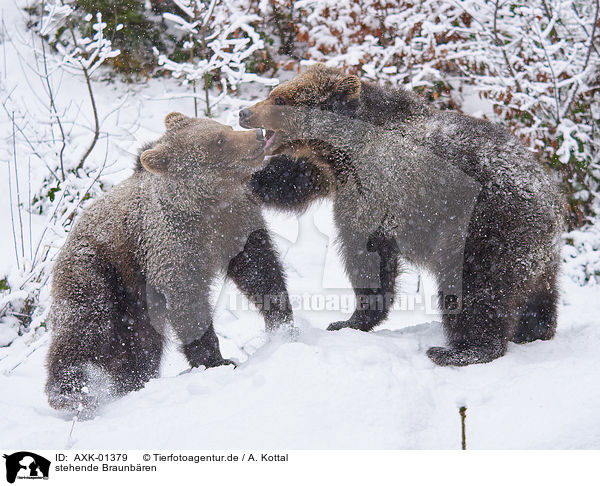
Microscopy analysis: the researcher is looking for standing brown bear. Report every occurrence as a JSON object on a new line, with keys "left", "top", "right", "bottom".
{"left": 241, "top": 64, "right": 564, "bottom": 366}
{"left": 46, "top": 113, "right": 292, "bottom": 416}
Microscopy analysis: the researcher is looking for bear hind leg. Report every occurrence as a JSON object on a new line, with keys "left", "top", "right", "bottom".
{"left": 46, "top": 280, "right": 164, "bottom": 417}
{"left": 109, "top": 303, "right": 164, "bottom": 396}
{"left": 427, "top": 288, "right": 515, "bottom": 367}
{"left": 46, "top": 361, "right": 113, "bottom": 418}
{"left": 512, "top": 272, "right": 558, "bottom": 344}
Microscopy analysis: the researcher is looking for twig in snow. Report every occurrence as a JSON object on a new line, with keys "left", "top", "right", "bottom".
{"left": 4, "top": 334, "right": 49, "bottom": 375}
{"left": 28, "top": 157, "right": 32, "bottom": 261}
{"left": 459, "top": 406, "right": 467, "bottom": 450}
{"left": 65, "top": 408, "right": 81, "bottom": 449}
{"left": 1, "top": 11, "right": 7, "bottom": 81}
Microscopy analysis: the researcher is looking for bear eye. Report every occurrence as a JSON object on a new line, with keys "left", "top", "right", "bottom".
{"left": 216, "top": 135, "right": 225, "bottom": 146}
{"left": 273, "top": 96, "right": 286, "bottom": 106}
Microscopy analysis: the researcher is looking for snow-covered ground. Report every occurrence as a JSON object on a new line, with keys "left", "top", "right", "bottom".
{"left": 1, "top": 0, "right": 600, "bottom": 450}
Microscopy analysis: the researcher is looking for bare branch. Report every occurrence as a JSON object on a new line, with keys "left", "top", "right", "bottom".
{"left": 39, "top": 4, "right": 67, "bottom": 180}
{"left": 69, "top": 135, "right": 109, "bottom": 220}
{"left": 1, "top": 98, "right": 63, "bottom": 183}
{"left": 493, "top": 0, "right": 522, "bottom": 93}
{"left": 76, "top": 62, "right": 100, "bottom": 170}
{"left": 562, "top": 0, "right": 599, "bottom": 118}
{"left": 8, "top": 113, "right": 20, "bottom": 270}
{"left": 572, "top": 2, "right": 600, "bottom": 58}
{"left": 533, "top": 21, "right": 561, "bottom": 124}
{"left": 28, "top": 157, "right": 32, "bottom": 262}
{"left": 583, "top": 0, "right": 599, "bottom": 71}
{"left": 11, "top": 112, "right": 26, "bottom": 265}
{"left": 66, "top": 22, "right": 100, "bottom": 171}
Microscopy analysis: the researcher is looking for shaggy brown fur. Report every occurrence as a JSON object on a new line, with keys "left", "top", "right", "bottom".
{"left": 242, "top": 64, "right": 565, "bottom": 366}
{"left": 46, "top": 113, "right": 292, "bottom": 416}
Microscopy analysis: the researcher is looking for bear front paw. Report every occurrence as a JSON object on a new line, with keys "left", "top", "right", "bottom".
{"left": 327, "top": 319, "right": 368, "bottom": 331}
{"left": 185, "top": 352, "right": 237, "bottom": 370}
{"left": 207, "top": 358, "right": 238, "bottom": 369}
{"left": 327, "top": 315, "right": 381, "bottom": 332}
{"left": 327, "top": 320, "right": 351, "bottom": 331}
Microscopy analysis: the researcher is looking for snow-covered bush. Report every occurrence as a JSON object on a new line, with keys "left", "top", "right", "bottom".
{"left": 22, "top": 1, "right": 597, "bottom": 228}
{"left": 287, "top": 0, "right": 599, "bottom": 227}
{"left": 0, "top": 2, "right": 122, "bottom": 346}
{"left": 453, "top": 0, "right": 599, "bottom": 228}
{"left": 74, "top": 0, "right": 162, "bottom": 76}
{"left": 156, "top": 0, "right": 276, "bottom": 116}
{"left": 564, "top": 224, "right": 600, "bottom": 286}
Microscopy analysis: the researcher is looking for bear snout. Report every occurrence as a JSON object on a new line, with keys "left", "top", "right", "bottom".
{"left": 239, "top": 108, "right": 253, "bottom": 128}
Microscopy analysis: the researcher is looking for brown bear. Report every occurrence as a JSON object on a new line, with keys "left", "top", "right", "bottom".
{"left": 241, "top": 63, "right": 564, "bottom": 367}
{"left": 46, "top": 113, "right": 293, "bottom": 417}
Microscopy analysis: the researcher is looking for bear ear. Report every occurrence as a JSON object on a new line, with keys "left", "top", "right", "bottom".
{"left": 140, "top": 143, "right": 169, "bottom": 175}
{"left": 164, "top": 112, "right": 191, "bottom": 130}
{"left": 333, "top": 75, "right": 361, "bottom": 101}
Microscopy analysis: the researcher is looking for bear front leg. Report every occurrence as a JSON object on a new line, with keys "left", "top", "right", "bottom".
{"left": 181, "top": 323, "right": 236, "bottom": 369}
{"left": 328, "top": 227, "right": 400, "bottom": 332}
{"left": 227, "top": 228, "right": 293, "bottom": 331}
{"left": 166, "top": 296, "right": 234, "bottom": 369}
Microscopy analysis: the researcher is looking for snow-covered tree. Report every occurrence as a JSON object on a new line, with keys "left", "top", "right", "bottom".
{"left": 157, "top": 0, "right": 275, "bottom": 116}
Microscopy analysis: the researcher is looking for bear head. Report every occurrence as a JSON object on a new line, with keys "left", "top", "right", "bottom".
{"left": 238, "top": 63, "right": 361, "bottom": 149}
{"left": 140, "top": 113, "right": 268, "bottom": 183}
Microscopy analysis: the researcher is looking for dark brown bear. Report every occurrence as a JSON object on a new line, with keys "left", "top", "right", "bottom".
{"left": 241, "top": 64, "right": 564, "bottom": 367}
{"left": 46, "top": 113, "right": 292, "bottom": 417}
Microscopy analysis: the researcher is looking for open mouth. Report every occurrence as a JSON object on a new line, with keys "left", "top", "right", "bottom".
{"left": 241, "top": 128, "right": 273, "bottom": 163}
{"left": 243, "top": 128, "right": 285, "bottom": 165}
{"left": 256, "top": 128, "right": 281, "bottom": 152}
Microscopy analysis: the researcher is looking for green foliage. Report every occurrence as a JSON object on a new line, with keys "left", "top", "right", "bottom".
{"left": 47, "top": 181, "right": 61, "bottom": 202}
{"left": 31, "top": 179, "right": 61, "bottom": 215}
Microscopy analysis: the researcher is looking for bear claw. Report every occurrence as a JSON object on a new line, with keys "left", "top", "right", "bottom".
{"left": 327, "top": 320, "right": 359, "bottom": 331}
